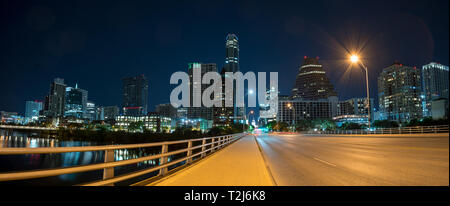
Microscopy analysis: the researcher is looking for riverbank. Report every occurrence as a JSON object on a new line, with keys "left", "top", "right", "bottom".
{"left": 36, "top": 128, "right": 236, "bottom": 145}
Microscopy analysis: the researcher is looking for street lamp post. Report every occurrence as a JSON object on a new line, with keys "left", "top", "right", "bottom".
{"left": 287, "top": 103, "right": 295, "bottom": 132}
{"left": 350, "top": 55, "right": 371, "bottom": 129}
{"left": 242, "top": 89, "right": 254, "bottom": 132}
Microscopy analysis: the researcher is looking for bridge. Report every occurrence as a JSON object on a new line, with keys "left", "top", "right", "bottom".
{"left": 0, "top": 126, "right": 448, "bottom": 186}
{"left": 0, "top": 125, "right": 56, "bottom": 131}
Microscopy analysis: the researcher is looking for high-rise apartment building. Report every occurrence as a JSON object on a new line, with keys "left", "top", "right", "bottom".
{"left": 378, "top": 61, "right": 422, "bottom": 122}
{"left": 122, "top": 75, "right": 149, "bottom": 116}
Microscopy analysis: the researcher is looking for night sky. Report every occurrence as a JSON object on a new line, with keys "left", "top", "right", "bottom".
{"left": 0, "top": 0, "right": 448, "bottom": 116}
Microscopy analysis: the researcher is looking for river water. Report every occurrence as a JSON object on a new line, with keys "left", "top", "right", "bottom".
{"left": 0, "top": 130, "right": 181, "bottom": 186}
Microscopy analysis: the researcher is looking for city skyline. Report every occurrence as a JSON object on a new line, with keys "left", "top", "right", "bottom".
{"left": 0, "top": 0, "right": 448, "bottom": 115}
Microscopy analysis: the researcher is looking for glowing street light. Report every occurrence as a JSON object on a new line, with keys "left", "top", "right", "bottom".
{"left": 349, "top": 54, "right": 371, "bottom": 129}
{"left": 350, "top": 55, "right": 359, "bottom": 63}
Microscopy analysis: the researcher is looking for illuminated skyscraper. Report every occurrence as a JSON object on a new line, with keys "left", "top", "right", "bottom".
{"left": 187, "top": 63, "right": 217, "bottom": 121}
{"left": 122, "top": 75, "right": 149, "bottom": 116}
{"left": 25, "top": 100, "right": 43, "bottom": 122}
{"left": 65, "top": 86, "right": 84, "bottom": 118}
{"left": 291, "top": 56, "right": 338, "bottom": 100}
{"left": 43, "top": 78, "right": 66, "bottom": 118}
{"left": 224, "top": 34, "right": 239, "bottom": 73}
{"left": 422, "top": 62, "right": 449, "bottom": 117}
{"left": 378, "top": 61, "right": 422, "bottom": 122}
{"left": 222, "top": 34, "right": 245, "bottom": 122}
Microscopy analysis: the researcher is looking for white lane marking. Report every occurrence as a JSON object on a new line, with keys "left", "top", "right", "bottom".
{"left": 313, "top": 157, "right": 337, "bottom": 167}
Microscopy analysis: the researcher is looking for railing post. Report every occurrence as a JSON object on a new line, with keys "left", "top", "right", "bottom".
{"left": 434, "top": 126, "right": 437, "bottom": 134}
{"left": 201, "top": 138, "right": 206, "bottom": 158}
{"left": 211, "top": 138, "right": 216, "bottom": 153}
{"left": 103, "top": 149, "right": 115, "bottom": 186}
{"left": 159, "top": 144, "right": 168, "bottom": 176}
{"left": 186, "top": 140, "right": 193, "bottom": 164}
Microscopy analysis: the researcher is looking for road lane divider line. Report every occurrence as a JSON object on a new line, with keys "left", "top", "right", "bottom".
{"left": 313, "top": 157, "right": 337, "bottom": 167}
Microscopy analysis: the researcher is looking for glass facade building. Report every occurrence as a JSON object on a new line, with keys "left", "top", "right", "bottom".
{"left": 421, "top": 62, "right": 449, "bottom": 117}
{"left": 65, "top": 86, "right": 84, "bottom": 119}
{"left": 44, "top": 78, "right": 66, "bottom": 118}
{"left": 25, "top": 100, "right": 43, "bottom": 122}
{"left": 122, "top": 75, "right": 149, "bottom": 116}
{"left": 187, "top": 63, "right": 217, "bottom": 121}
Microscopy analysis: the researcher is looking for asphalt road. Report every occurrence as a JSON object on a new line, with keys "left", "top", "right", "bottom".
{"left": 255, "top": 133, "right": 449, "bottom": 186}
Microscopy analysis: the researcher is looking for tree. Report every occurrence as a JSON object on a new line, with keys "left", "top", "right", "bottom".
{"left": 372, "top": 120, "right": 399, "bottom": 128}
{"left": 312, "top": 119, "right": 336, "bottom": 131}
{"left": 339, "top": 122, "right": 363, "bottom": 130}
{"left": 273, "top": 122, "right": 289, "bottom": 132}
{"left": 128, "top": 121, "right": 144, "bottom": 132}
{"left": 406, "top": 117, "right": 449, "bottom": 127}
{"left": 295, "top": 119, "right": 313, "bottom": 132}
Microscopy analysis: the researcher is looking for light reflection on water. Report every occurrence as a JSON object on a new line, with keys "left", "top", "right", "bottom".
{"left": 0, "top": 130, "right": 171, "bottom": 186}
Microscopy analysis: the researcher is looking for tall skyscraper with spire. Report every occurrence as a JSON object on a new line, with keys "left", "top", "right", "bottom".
{"left": 224, "top": 34, "right": 239, "bottom": 73}
{"left": 220, "top": 34, "right": 245, "bottom": 123}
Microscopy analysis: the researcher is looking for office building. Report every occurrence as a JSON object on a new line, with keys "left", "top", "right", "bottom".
{"left": 277, "top": 97, "right": 338, "bottom": 125}
{"left": 103, "top": 106, "right": 119, "bottom": 120}
{"left": 337, "top": 98, "right": 374, "bottom": 119}
{"left": 115, "top": 113, "right": 172, "bottom": 133}
{"left": 85, "top": 101, "right": 97, "bottom": 121}
{"left": 44, "top": 78, "right": 66, "bottom": 118}
{"left": 1, "top": 111, "right": 23, "bottom": 124}
{"left": 422, "top": 62, "right": 449, "bottom": 117}
{"left": 187, "top": 63, "right": 217, "bottom": 121}
{"left": 65, "top": 86, "right": 84, "bottom": 119}
{"left": 223, "top": 34, "right": 245, "bottom": 122}
{"left": 291, "top": 56, "right": 338, "bottom": 100}
{"left": 259, "top": 87, "right": 278, "bottom": 125}
{"left": 156, "top": 103, "right": 177, "bottom": 118}
{"left": 431, "top": 98, "right": 448, "bottom": 120}
{"left": 213, "top": 68, "right": 234, "bottom": 126}
{"left": 25, "top": 100, "right": 43, "bottom": 122}
{"left": 122, "top": 75, "right": 149, "bottom": 116}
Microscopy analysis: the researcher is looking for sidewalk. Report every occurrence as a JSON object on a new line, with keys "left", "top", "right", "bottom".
{"left": 148, "top": 135, "right": 274, "bottom": 186}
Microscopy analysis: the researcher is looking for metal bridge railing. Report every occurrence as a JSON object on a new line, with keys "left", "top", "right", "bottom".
{"left": 0, "top": 133, "right": 245, "bottom": 186}
{"left": 307, "top": 125, "right": 449, "bottom": 135}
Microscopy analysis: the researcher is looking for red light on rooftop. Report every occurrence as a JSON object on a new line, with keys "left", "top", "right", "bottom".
{"left": 124, "top": 107, "right": 142, "bottom": 110}
{"left": 304, "top": 56, "right": 307, "bottom": 59}
{"left": 316, "top": 56, "right": 319, "bottom": 59}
